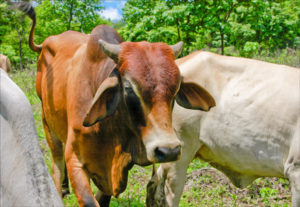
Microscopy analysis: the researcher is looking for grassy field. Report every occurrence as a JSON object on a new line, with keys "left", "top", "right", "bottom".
{"left": 10, "top": 51, "right": 298, "bottom": 206}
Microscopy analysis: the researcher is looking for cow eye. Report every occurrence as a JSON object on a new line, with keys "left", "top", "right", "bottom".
{"left": 125, "top": 85, "right": 146, "bottom": 127}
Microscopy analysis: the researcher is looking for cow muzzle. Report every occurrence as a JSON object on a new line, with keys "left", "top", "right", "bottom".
{"left": 143, "top": 131, "right": 182, "bottom": 163}
{"left": 154, "top": 145, "right": 181, "bottom": 163}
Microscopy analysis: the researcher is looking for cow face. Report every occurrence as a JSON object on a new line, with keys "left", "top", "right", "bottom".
{"left": 83, "top": 40, "right": 215, "bottom": 164}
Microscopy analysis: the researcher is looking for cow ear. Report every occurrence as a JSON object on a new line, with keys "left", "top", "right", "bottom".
{"left": 83, "top": 76, "right": 121, "bottom": 126}
{"left": 6, "top": 57, "right": 11, "bottom": 73}
{"left": 175, "top": 80, "right": 216, "bottom": 111}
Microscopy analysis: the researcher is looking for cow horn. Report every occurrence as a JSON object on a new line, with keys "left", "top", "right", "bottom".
{"left": 98, "top": 39, "right": 121, "bottom": 62}
{"left": 170, "top": 41, "right": 184, "bottom": 58}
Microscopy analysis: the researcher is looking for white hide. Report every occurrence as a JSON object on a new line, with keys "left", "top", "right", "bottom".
{"left": 0, "top": 69, "right": 63, "bottom": 207}
{"left": 149, "top": 52, "right": 300, "bottom": 207}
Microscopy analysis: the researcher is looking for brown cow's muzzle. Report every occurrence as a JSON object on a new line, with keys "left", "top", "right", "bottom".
{"left": 155, "top": 145, "right": 181, "bottom": 163}
{"left": 143, "top": 129, "right": 182, "bottom": 163}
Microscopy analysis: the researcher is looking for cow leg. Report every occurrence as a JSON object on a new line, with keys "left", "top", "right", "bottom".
{"left": 289, "top": 169, "right": 300, "bottom": 207}
{"left": 42, "top": 116, "right": 66, "bottom": 196}
{"left": 286, "top": 160, "right": 300, "bottom": 207}
{"left": 62, "top": 162, "right": 70, "bottom": 197}
{"left": 65, "top": 136, "right": 99, "bottom": 207}
{"left": 284, "top": 124, "right": 300, "bottom": 207}
{"left": 95, "top": 190, "right": 111, "bottom": 207}
{"left": 165, "top": 147, "right": 200, "bottom": 206}
{"left": 147, "top": 134, "right": 201, "bottom": 207}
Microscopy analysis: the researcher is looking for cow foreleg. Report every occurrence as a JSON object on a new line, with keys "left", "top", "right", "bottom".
{"left": 95, "top": 190, "right": 111, "bottom": 207}
{"left": 284, "top": 124, "right": 300, "bottom": 207}
{"left": 65, "top": 143, "right": 99, "bottom": 207}
{"left": 147, "top": 137, "right": 201, "bottom": 206}
{"left": 62, "top": 162, "right": 70, "bottom": 197}
{"left": 43, "top": 117, "right": 67, "bottom": 196}
{"left": 289, "top": 168, "right": 300, "bottom": 207}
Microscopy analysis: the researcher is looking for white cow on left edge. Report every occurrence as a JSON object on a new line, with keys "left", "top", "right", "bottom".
{"left": 0, "top": 69, "right": 63, "bottom": 207}
{"left": 147, "top": 51, "right": 300, "bottom": 207}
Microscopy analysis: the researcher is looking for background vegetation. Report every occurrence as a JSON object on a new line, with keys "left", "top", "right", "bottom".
{"left": 1, "top": 0, "right": 299, "bottom": 70}
{"left": 2, "top": 0, "right": 299, "bottom": 206}
{"left": 121, "top": 0, "right": 299, "bottom": 58}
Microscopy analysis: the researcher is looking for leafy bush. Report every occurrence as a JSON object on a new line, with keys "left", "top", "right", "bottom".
{"left": 242, "top": 41, "right": 260, "bottom": 57}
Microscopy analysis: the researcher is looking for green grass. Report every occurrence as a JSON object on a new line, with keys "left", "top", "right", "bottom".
{"left": 10, "top": 51, "right": 296, "bottom": 206}
{"left": 215, "top": 47, "right": 300, "bottom": 68}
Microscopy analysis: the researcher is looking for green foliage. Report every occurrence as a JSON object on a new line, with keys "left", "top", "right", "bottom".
{"left": 1, "top": 0, "right": 299, "bottom": 69}
{"left": 260, "top": 187, "right": 279, "bottom": 201}
{"left": 0, "top": 2, "right": 34, "bottom": 69}
{"left": 121, "top": 0, "right": 299, "bottom": 57}
{"left": 242, "top": 41, "right": 259, "bottom": 57}
{"left": 0, "top": 0, "right": 110, "bottom": 71}
{"left": 230, "top": 1, "right": 299, "bottom": 52}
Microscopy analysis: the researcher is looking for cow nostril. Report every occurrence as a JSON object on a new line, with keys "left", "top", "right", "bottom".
{"left": 154, "top": 145, "right": 181, "bottom": 162}
{"left": 154, "top": 147, "right": 167, "bottom": 162}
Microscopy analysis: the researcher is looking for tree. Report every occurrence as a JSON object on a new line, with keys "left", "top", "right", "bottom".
{"left": 121, "top": 0, "right": 299, "bottom": 57}
{"left": 0, "top": 0, "right": 110, "bottom": 70}
{"left": 55, "top": 0, "right": 103, "bottom": 33}
{"left": 0, "top": 2, "right": 32, "bottom": 69}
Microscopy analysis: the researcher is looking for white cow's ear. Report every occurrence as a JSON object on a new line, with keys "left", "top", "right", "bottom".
{"left": 83, "top": 76, "right": 121, "bottom": 126}
{"left": 175, "top": 81, "right": 216, "bottom": 111}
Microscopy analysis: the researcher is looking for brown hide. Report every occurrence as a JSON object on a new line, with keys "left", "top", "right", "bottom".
{"left": 21, "top": 0, "right": 216, "bottom": 205}
{"left": 36, "top": 25, "right": 181, "bottom": 207}
{"left": 34, "top": 25, "right": 216, "bottom": 207}
{"left": 37, "top": 25, "right": 132, "bottom": 200}
{"left": 0, "top": 54, "right": 11, "bottom": 73}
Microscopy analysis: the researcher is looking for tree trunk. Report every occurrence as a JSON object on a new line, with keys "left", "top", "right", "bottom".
{"left": 185, "top": 15, "right": 191, "bottom": 44}
{"left": 176, "top": 19, "right": 181, "bottom": 41}
{"left": 15, "top": 25, "right": 24, "bottom": 70}
{"left": 18, "top": 39, "right": 23, "bottom": 70}
{"left": 220, "top": 31, "right": 224, "bottom": 55}
{"left": 67, "top": 1, "right": 74, "bottom": 30}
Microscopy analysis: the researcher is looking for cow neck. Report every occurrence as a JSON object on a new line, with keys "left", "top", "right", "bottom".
{"left": 89, "top": 57, "right": 116, "bottom": 93}
{"left": 179, "top": 51, "right": 245, "bottom": 104}
{"left": 81, "top": 58, "right": 149, "bottom": 196}
{"left": 87, "top": 89, "right": 147, "bottom": 196}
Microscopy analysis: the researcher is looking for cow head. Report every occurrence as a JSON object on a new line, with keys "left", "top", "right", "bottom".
{"left": 83, "top": 40, "right": 215, "bottom": 164}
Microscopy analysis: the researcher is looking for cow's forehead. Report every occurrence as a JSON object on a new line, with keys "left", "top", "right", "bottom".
{"left": 119, "top": 42, "right": 181, "bottom": 104}
{"left": 118, "top": 42, "right": 175, "bottom": 70}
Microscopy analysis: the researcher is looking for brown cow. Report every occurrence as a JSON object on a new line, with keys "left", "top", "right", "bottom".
{"left": 24, "top": 4, "right": 215, "bottom": 207}
{"left": 0, "top": 54, "right": 12, "bottom": 73}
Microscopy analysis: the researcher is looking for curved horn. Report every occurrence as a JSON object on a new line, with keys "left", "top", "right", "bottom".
{"left": 98, "top": 39, "right": 121, "bottom": 62}
{"left": 170, "top": 41, "right": 184, "bottom": 58}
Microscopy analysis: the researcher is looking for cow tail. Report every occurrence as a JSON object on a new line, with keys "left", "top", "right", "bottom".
{"left": 13, "top": 2, "right": 42, "bottom": 53}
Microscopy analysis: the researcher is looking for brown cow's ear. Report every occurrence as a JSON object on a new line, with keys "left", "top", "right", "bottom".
{"left": 6, "top": 57, "right": 11, "bottom": 73}
{"left": 83, "top": 76, "right": 120, "bottom": 126}
{"left": 175, "top": 81, "right": 216, "bottom": 111}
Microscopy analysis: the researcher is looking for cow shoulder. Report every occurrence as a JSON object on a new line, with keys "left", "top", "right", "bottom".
{"left": 41, "top": 31, "right": 87, "bottom": 58}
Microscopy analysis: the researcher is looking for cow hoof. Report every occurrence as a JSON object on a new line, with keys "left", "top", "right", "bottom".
{"left": 62, "top": 189, "right": 70, "bottom": 197}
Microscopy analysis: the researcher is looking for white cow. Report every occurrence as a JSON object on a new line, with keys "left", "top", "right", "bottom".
{"left": 147, "top": 51, "right": 300, "bottom": 207}
{"left": 0, "top": 69, "right": 63, "bottom": 206}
